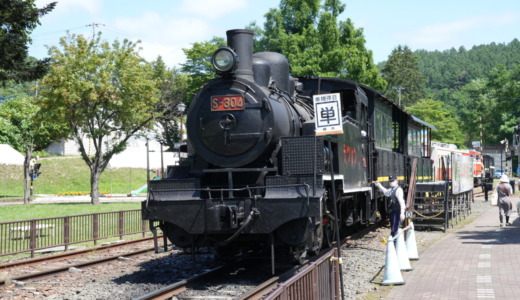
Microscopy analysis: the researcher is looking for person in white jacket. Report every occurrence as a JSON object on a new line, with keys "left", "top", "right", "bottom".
{"left": 373, "top": 175, "right": 406, "bottom": 237}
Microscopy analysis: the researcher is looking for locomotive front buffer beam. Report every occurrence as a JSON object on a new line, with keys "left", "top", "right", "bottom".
{"left": 142, "top": 194, "right": 322, "bottom": 243}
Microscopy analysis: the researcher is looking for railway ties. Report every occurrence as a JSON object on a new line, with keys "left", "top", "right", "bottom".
{"left": 137, "top": 248, "right": 343, "bottom": 300}
{"left": 0, "top": 238, "right": 156, "bottom": 286}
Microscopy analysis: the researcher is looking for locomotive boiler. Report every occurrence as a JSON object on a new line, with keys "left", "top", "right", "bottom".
{"left": 142, "top": 29, "right": 435, "bottom": 263}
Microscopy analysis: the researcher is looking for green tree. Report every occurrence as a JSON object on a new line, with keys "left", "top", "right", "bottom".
{"left": 450, "top": 78, "right": 497, "bottom": 146}
{"left": 258, "top": 0, "right": 386, "bottom": 90}
{"left": 0, "top": 0, "right": 56, "bottom": 82}
{"left": 37, "top": 33, "right": 160, "bottom": 204}
{"left": 152, "top": 56, "right": 190, "bottom": 151}
{"left": 0, "top": 97, "right": 60, "bottom": 203}
{"left": 486, "top": 64, "right": 520, "bottom": 140}
{"left": 181, "top": 37, "right": 225, "bottom": 98}
{"left": 381, "top": 45, "right": 426, "bottom": 107}
{"left": 406, "top": 98, "right": 465, "bottom": 147}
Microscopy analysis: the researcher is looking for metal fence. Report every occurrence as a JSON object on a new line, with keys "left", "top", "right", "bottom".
{"left": 265, "top": 248, "right": 340, "bottom": 300}
{"left": 0, "top": 209, "right": 156, "bottom": 258}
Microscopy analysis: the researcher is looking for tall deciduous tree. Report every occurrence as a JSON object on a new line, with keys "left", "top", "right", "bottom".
{"left": 381, "top": 45, "right": 426, "bottom": 107}
{"left": 486, "top": 64, "right": 520, "bottom": 140}
{"left": 152, "top": 56, "right": 190, "bottom": 151}
{"left": 258, "top": 0, "right": 386, "bottom": 90}
{"left": 0, "top": 97, "right": 61, "bottom": 203}
{"left": 406, "top": 98, "right": 465, "bottom": 147}
{"left": 37, "top": 33, "right": 160, "bottom": 204}
{"left": 0, "top": 0, "right": 56, "bottom": 82}
{"left": 181, "top": 37, "right": 225, "bottom": 98}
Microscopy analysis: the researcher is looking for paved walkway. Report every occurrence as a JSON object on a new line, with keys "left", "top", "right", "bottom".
{"left": 386, "top": 199, "right": 520, "bottom": 299}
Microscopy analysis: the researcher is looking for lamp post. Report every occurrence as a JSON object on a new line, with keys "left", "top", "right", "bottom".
{"left": 177, "top": 102, "right": 187, "bottom": 164}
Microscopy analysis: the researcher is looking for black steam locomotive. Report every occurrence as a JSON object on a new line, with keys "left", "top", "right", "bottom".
{"left": 142, "top": 29, "right": 434, "bottom": 262}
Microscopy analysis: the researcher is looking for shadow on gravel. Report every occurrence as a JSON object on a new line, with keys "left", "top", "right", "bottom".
{"left": 111, "top": 250, "right": 218, "bottom": 285}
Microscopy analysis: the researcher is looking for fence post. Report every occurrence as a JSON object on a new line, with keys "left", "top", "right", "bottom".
{"left": 141, "top": 219, "right": 147, "bottom": 237}
{"left": 30, "top": 220, "right": 36, "bottom": 258}
{"left": 64, "top": 216, "right": 70, "bottom": 251}
{"left": 119, "top": 211, "right": 124, "bottom": 240}
{"left": 93, "top": 214, "right": 99, "bottom": 245}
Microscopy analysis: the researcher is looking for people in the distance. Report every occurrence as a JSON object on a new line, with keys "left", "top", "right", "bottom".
{"left": 373, "top": 175, "right": 406, "bottom": 237}
{"left": 496, "top": 174, "right": 513, "bottom": 227}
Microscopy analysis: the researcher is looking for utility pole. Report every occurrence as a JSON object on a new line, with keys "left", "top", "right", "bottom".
{"left": 480, "top": 116, "right": 483, "bottom": 152}
{"left": 86, "top": 22, "right": 105, "bottom": 39}
{"left": 393, "top": 86, "right": 405, "bottom": 107}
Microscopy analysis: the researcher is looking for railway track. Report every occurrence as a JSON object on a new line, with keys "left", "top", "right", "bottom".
{"left": 135, "top": 221, "right": 382, "bottom": 300}
{"left": 0, "top": 237, "right": 159, "bottom": 285}
{"left": 135, "top": 255, "right": 330, "bottom": 300}
{"left": 0, "top": 208, "right": 431, "bottom": 298}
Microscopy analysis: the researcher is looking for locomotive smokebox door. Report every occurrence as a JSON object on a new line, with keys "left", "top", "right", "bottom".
{"left": 187, "top": 29, "right": 308, "bottom": 168}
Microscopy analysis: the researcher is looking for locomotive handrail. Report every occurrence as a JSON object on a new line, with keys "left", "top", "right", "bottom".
{"left": 148, "top": 183, "right": 311, "bottom": 193}
{"left": 201, "top": 167, "right": 278, "bottom": 173}
{"left": 148, "top": 183, "right": 313, "bottom": 207}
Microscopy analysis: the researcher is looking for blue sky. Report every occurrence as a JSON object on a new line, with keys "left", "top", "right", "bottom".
{"left": 30, "top": 0, "right": 520, "bottom": 67}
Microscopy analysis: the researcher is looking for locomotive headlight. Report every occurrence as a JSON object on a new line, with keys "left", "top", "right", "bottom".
{"left": 212, "top": 47, "right": 238, "bottom": 73}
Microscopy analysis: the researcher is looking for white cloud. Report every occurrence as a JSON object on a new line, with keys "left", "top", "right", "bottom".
{"left": 33, "top": 0, "right": 254, "bottom": 66}
{"left": 179, "top": 0, "right": 248, "bottom": 20}
{"left": 395, "top": 12, "right": 520, "bottom": 49}
{"left": 113, "top": 13, "right": 215, "bottom": 66}
{"left": 37, "top": 0, "right": 102, "bottom": 16}
{"left": 138, "top": 41, "right": 187, "bottom": 67}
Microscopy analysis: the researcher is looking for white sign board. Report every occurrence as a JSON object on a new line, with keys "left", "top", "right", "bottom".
{"left": 313, "top": 93, "right": 343, "bottom": 136}
{"left": 452, "top": 153, "right": 474, "bottom": 194}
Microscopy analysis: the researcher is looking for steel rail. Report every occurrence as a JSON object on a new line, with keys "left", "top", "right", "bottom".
{"left": 0, "top": 236, "right": 157, "bottom": 271}
{"left": 0, "top": 243, "right": 157, "bottom": 285}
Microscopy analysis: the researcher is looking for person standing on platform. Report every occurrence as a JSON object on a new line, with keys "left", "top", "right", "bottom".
{"left": 373, "top": 175, "right": 406, "bottom": 237}
{"left": 497, "top": 174, "right": 513, "bottom": 227}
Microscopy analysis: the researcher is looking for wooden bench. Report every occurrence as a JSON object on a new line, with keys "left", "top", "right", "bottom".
{"left": 9, "top": 224, "right": 55, "bottom": 240}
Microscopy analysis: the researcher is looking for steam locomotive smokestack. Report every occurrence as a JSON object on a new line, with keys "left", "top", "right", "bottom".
{"left": 226, "top": 29, "right": 254, "bottom": 80}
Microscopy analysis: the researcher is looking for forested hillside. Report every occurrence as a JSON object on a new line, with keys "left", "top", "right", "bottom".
{"left": 416, "top": 39, "right": 520, "bottom": 91}
{"left": 381, "top": 39, "right": 520, "bottom": 148}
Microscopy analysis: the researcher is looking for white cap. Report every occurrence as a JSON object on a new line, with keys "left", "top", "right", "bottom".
{"left": 499, "top": 174, "right": 509, "bottom": 183}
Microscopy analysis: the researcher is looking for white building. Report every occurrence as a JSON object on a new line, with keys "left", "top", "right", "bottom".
{"left": 0, "top": 144, "right": 24, "bottom": 165}
{"left": 46, "top": 135, "right": 180, "bottom": 169}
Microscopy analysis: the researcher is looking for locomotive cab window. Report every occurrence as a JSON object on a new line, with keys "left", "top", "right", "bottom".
{"left": 330, "top": 88, "right": 367, "bottom": 125}
{"left": 337, "top": 89, "right": 357, "bottom": 121}
{"left": 374, "top": 103, "right": 393, "bottom": 150}
{"left": 407, "top": 124, "right": 422, "bottom": 157}
{"left": 408, "top": 116, "right": 435, "bottom": 158}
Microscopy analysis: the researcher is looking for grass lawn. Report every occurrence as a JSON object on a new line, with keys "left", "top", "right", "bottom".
{"left": 0, "top": 202, "right": 142, "bottom": 222}
{"left": 1, "top": 157, "right": 148, "bottom": 198}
